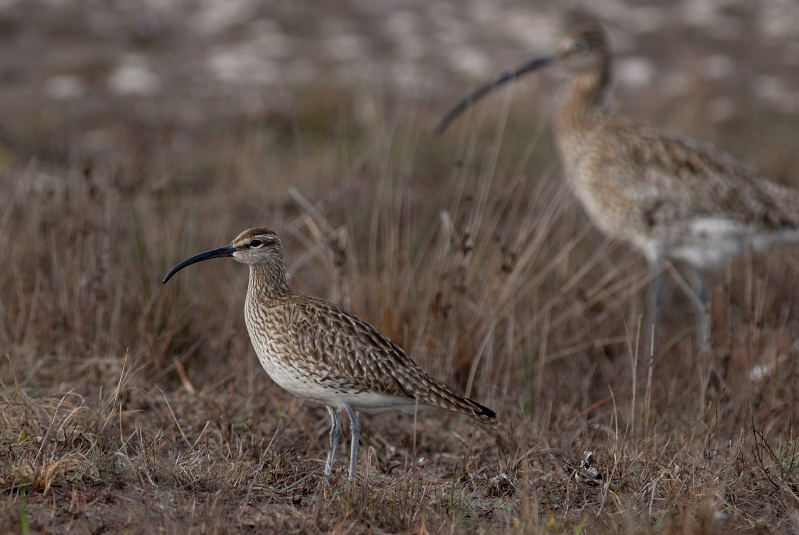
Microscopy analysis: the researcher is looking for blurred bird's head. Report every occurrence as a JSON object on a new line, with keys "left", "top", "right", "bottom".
{"left": 434, "top": 18, "right": 610, "bottom": 135}
{"left": 555, "top": 23, "right": 609, "bottom": 75}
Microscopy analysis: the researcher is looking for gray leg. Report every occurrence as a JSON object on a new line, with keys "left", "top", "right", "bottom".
{"left": 325, "top": 406, "right": 341, "bottom": 476}
{"left": 690, "top": 268, "right": 711, "bottom": 352}
{"left": 343, "top": 404, "right": 361, "bottom": 480}
{"left": 647, "top": 257, "right": 666, "bottom": 355}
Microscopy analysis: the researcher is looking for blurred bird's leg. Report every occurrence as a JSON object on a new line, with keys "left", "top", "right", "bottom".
{"left": 646, "top": 255, "right": 666, "bottom": 356}
{"left": 344, "top": 404, "right": 361, "bottom": 480}
{"left": 325, "top": 406, "right": 341, "bottom": 476}
{"left": 690, "top": 267, "right": 711, "bottom": 353}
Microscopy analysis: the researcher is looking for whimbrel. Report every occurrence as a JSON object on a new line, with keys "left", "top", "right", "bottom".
{"left": 436, "top": 19, "right": 799, "bottom": 351}
{"left": 162, "top": 228, "right": 496, "bottom": 479}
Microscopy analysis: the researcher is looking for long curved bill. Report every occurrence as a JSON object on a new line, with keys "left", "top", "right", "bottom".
{"left": 162, "top": 244, "right": 235, "bottom": 284}
{"left": 434, "top": 55, "right": 556, "bottom": 136}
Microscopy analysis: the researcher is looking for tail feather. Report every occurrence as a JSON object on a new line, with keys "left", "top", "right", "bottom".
{"left": 392, "top": 360, "right": 497, "bottom": 426}
{"left": 418, "top": 375, "right": 497, "bottom": 426}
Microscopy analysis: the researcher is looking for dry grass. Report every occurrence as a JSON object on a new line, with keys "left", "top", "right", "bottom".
{"left": 1, "top": 84, "right": 799, "bottom": 534}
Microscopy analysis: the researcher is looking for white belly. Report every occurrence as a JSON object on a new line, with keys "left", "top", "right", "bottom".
{"left": 639, "top": 217, "right": 799, "bottom": 269}
{"left": 248, "top": 331, "right": 341, "bottom": 401}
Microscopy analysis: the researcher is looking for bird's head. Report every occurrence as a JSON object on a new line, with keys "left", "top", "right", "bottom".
{"left": 162, "top": 227, "right": 284, "bottom": 284}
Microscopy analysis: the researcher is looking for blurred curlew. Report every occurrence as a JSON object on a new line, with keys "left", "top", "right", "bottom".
{"left": 435, "top": 19, "right": 799, "bottom": 352}
{"left": 162, "top": 228, "right": 496, "bottom": 479}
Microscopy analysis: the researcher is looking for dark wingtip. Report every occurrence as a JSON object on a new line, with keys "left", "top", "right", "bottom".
{"left": 469, "top": 398, "right": 497, "bottom": 421}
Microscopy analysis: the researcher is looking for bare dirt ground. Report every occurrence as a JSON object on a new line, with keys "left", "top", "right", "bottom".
{"left": 1, "top": 1, "right": 799, "bottom": 533}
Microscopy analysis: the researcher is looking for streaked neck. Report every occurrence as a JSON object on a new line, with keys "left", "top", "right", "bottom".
{"left": 247, "top": 263, "right": 291, "bottom": 302}
{"left": 558, "top": 62, "right": 612, "bottom": 133}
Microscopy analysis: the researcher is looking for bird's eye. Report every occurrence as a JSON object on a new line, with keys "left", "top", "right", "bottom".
{"left": 571, "top": 40, "right": 587, "bottom": 53}
{"left": 249, "top": 239, "right": 263, "bottom": 248}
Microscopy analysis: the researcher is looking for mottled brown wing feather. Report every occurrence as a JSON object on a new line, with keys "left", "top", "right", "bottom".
{"left": 284, "top": 295, "right": 496, "bottom": 424}
{"left": 595, "top": 122, "right": 799, "bottom": 231}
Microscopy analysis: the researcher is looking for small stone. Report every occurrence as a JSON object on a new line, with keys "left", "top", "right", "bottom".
{"left": 486, "top": 472, "right": 515, "bottom": 497}
{"left": 44, "top": 75, "right": 86, "bottom": 100}
{"left": 578, "top": 451, "right": 603, "bottom": 483}
{"left": 616, "top": 57, "right": 655, "bottom": 88}
{"left": 108, "top": 56, "right": 160, "bottom": 95}
{"left": 703, "top": 55, "right": 734, "bottom": 80}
